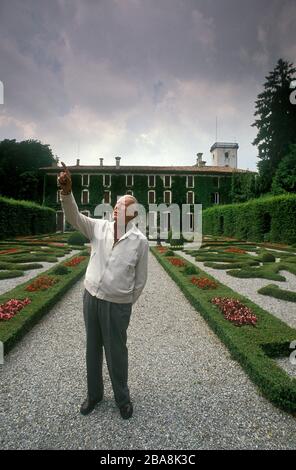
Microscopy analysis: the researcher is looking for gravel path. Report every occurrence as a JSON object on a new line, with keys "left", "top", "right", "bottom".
{"left": 177, "top": 250, "right": 296, "bottom": 330}
{"left": 0, "top": 249, "right": 82, "bottom": 296}
{"left": 0, "top": 248, "right": 296, "bottom": 450}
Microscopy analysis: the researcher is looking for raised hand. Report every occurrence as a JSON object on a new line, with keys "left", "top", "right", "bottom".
{"left": 58, "top": 161, "right": 72, "bottom": 194}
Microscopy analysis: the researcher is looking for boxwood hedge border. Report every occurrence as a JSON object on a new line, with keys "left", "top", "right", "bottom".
{"left": 151, "top": 246, "right": 296, "bottom": 415}
{"left": 0, "top": 251, "right": 89, "bottom": 356}
{"left": 202, "top": 194, "right": 296, "bottom": 245}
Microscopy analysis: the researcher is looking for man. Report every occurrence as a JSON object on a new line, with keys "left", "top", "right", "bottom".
{"left": 58, "top": 162, "right": 149, "bottom": 419}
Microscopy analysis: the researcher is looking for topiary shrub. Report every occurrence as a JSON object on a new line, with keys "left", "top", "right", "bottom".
{"left": 183, "top": 264, "right": 199, "bottom": 275}
{"left": 262, "top": 252, "right": 276, "bottom": 263}
{"left": 52, "top": 265, "right": 70, "bottom": 275}
{"left": 67, "top": 231, "right": 89, "bottom": 246}
{"left": 164, "top": 250, "right": 175, "bottom": 256}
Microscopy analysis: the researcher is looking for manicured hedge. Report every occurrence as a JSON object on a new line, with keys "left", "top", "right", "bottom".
{"left": 202, "top": 194, "right": 296, "bottom": 245}
{"left": 0, "top": 196, "right": 56, "bottom": 240}
{"left": 0, "top": 251, "right": 89, "bottom": 356}
{"left": 151, "top": 246, "right": 296, "bottom": 414}
{"left": 258, "top": 284, "right": 296, "bottom": 303}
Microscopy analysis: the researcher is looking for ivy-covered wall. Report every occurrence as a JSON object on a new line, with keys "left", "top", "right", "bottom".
{"left": 44, "top": 171, "right": 236, "bottom": 214}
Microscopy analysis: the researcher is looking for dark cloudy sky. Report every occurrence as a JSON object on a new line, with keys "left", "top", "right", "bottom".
{"left": 0, "top": 0, "right": 295, "bottom": 171}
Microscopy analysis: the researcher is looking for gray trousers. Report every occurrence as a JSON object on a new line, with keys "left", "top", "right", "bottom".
{"left": 82, "top": 288, "right": 133, "bottom": 408}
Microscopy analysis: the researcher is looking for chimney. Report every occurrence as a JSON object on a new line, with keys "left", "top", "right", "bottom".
{"left": 196, "top": 153, "right": 206, "bottom": 167}
{"left": 115, "top": 156, "right": 121, "bottom": 169}
{"left": 76, "top": 158, "right": 80, "bottom": 166}
{"left": 196, "top": 153, "right": 203, "bottom": 165}
{"left": 99, "top": 157, "right": 104, "bottom": 166}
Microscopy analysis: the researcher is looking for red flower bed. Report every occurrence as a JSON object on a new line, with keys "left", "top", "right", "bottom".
{"left": 25, "top": 275, "right": 59, "bottom": 292}
{"left": 156, "top": 246, "right": 167, "bottom": 253}
{"left": 0, "top": 248, "right": 20, "bottom": 255}
{"left": 64, "top": 256, "right": 85, "bottom": 267}
{"left": 211, "top": 296, "right": 257, "bottom": 326}
{"left": 167, "top": 257, "right": 186, "bottom": 267}
{"left": 191, "top": 276, "right": 218, "bottom": 289}
{"left": 224, "top": 247, "right": 246, "bottom": 254}
{"left": 0, "top": 297, "right": 31, "bottom": 321}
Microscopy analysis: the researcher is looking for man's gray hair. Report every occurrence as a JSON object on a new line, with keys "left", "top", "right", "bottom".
{"left": 118, "top": 194, "right": 139, "bottom": 217}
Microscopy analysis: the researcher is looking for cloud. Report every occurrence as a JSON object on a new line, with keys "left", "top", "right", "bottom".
{"left": 0, "top": 0, "right": 295, "bottom": 172}
{"left": 191, "top": 9, "right": 215, "bottom": 49}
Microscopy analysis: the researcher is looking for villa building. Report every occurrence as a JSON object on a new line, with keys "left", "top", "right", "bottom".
{"left": 39, "top": 142, "right": 255, "bottom": 235}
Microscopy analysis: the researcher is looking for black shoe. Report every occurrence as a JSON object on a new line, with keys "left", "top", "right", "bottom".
{"left": 80, "top": 395, "right": 103, "bottom": 415}
{"left": 119, "top": 401, "right": 133, "bottom": 419}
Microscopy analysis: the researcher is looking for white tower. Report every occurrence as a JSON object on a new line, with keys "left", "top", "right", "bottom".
{"left": 210, "top": 142, "right": 239, "bottom": 168}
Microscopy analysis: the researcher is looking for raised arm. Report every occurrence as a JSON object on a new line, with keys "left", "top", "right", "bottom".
{"left": 58, "top": 161, "right": 97, "bottom": 241}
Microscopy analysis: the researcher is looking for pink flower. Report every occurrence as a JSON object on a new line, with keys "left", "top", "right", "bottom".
{"left": 0, "top": 298, "right": 31, "bottom": 321}
{"left": 211, "top": 296, "right": 257, "bottom": 326}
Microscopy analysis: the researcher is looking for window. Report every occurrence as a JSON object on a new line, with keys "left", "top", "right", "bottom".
{"left": 224, "top": 152, "right": 229, "bottom": 165}
{"left": 187, "top": 191, "right": 194, "bottom": 204}
{"left": 148, "top": 211, "right": 157, "bottom": 227}
{"left": 148, "top": 190, "right": 155, "bottom": 204}
{"left": 164, "top": 212, "right": 171, "bottom": 231}
{"left": 186, "top": 175, "right": 194, "bottom": 188}
{"left": 82, "top": 189, "right": 89, "bottom": 204}
{"left": 57, "top": 190, "right": 61, "bottom": 203}
{"left": 213, "top": 192, "right": 219, "bottom": 204}
{"left": 147, "top": 211, "right": 157, "bottom": 238}
{"left": 103, "top": 174, "right": 111, "bottom": 187}
{"left": 189, "top": 212, "right": 194, "bottom": 230}
{"left": 148, "top": 175, "right": 156, "bottom": 187}
{"left": 104, "top": 190, "right": 111, "bottom": 204}
{"left": 126, "top": 174, "right": 133, "bottom": 187}
{"left": 164, "top": 191, "right": 171, "bottom": 204}
{"left": 82, "top": 174, "right": 89, "bottom": 186}
{"left": 164, "top": 175, "right": 171, "bottom": 188}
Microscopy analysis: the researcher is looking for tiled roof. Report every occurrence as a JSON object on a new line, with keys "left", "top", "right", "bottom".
{"left": 40, "top": 164, "right": 255, "bottom": 174}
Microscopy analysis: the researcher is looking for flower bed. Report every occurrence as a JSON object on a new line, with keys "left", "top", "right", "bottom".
{"left": 211, "top": 296, "right": 257, "bottom": 326}
{"left": 151, "top": 245, "right": 296, "bottom": 414}
{"left": 155, "top": 246, "right": 168, "bottom": 254}
{"left": 224, "top": 247, "right": 247, "bottom": 254}
{"left": 64, "top": 256, "right": 85, "bottom": 267}
{"left": 191, "top": 276, "right": 218, "bottom": 289}
{"left": 0, "top": 298, "right": 31, "bottom": 321}
{"left": 25, "top": 275, "right": 59, "bottom": 292}
{"left": 0, "top": 248, "right": 20, "bottom": 255}
{"left": 167, "top": 257, "right": 186, "bottom": 267}
{"left": 0, "top": 250, "right": 89, "bottom": 356}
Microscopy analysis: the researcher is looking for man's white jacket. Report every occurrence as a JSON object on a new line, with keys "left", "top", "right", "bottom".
{"left": 60, "top": 191, "right": 149, "bottom": 305}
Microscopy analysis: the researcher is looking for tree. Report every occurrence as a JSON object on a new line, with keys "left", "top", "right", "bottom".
{"left": 251, "top": 59, "right": 296, "bottom": 194}
{"left": 271, "top": 144, "right": 296, "bottom": 194}
{"left": 230, "top": 171, "right": 259, "bottom": 202}
{"left": 0, "top": 139, "right": 55, "bottom": 202}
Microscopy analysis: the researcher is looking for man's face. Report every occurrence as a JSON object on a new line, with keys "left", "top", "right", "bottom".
{"left": 113, "top": 196, "right": 137, "bottom": 227}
